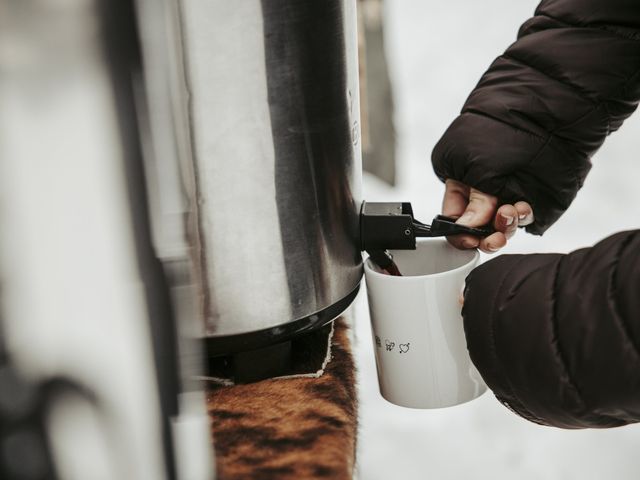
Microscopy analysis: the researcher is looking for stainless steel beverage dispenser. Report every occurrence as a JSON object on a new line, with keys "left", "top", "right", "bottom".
{"left": 177, "top": 0, "right": 364, "bottom": 370}
{"left": 173, "top": 0, "right": 490, "bottom": 381}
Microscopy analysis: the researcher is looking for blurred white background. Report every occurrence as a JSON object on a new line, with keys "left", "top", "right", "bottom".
{"left": 354, "top": 1, "right": 640, "bottom": 478}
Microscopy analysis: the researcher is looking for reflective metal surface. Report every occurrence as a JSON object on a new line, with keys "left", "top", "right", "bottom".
{"left": 178, "top": 0, "right": 363, "bottom": 337}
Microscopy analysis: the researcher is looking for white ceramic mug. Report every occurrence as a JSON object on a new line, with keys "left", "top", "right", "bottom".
{"left": 364, "top": 238, "right": 486, "bottom": 409}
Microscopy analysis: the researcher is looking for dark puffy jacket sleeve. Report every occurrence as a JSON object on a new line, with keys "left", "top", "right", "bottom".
{"left": 432, "top": 0, "right": 640, "bottom": 234}
{"left": 463, "top": 230, "right": 640, "bottom": 428}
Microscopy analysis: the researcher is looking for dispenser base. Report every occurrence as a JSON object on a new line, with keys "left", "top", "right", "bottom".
{"left": 205, "top": 283, "right": 360, "bottom": 358}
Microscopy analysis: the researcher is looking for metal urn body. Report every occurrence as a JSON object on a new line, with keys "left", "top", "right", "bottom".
{"left": 178, "top": 0, "right": 363, "bottom": 353}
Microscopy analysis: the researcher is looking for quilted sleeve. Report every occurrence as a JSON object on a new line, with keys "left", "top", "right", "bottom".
{"left": 462, "top": 230, "right": 640, "bottom": 428}
{"left": 432, "top": 0, "right": 640, "bottom": 234}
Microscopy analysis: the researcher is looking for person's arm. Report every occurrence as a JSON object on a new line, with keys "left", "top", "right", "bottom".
{"left": 433, "top": 0, "right": 640, "bottom": 235}
{"left": 463, "top": 230, "right": 640, "bottom": 428}
{"left": 434, "top": 0, "right": 640, "bottom": 427}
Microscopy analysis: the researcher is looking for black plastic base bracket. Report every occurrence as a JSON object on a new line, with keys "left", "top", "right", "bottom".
{"left": 206, "top": 283, "right": 360, "bottom": 357}
{"left": 232, "top": 341, "right": 292, "bottom": 384}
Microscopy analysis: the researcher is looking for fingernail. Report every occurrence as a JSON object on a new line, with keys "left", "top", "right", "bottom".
{"left": 488, "top": 245, "right": 500, "bottom": 252}
{"left": 458, "top": 211, "right": 475, "bottom": 225}
{"left": 519, "top": 214, "right": 526, "bottom": 220}
{"left": 502, "top": 214, "right": 514, "bottom": 226}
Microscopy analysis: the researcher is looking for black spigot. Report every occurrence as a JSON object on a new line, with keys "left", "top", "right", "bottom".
{"left": 360, "top": 201, "right": 494, "bottom": 273}
{"left": 360, "top": 202, "right": 417, "bottom": 252}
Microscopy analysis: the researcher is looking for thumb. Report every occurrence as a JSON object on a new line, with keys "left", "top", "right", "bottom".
{"left": 456, "top": 187, "right": 497, "bottom": 227}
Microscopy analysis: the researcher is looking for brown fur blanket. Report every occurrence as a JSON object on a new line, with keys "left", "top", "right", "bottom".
{"left": 206, "top": 317, "right": 357, "bottom": 480}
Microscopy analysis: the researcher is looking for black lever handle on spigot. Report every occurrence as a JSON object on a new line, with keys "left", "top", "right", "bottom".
{"left": 360, "top": 202, "right": 494, "bottom": 274}
{"left": 412, "top": 215, "right": 494, "bottom": 238}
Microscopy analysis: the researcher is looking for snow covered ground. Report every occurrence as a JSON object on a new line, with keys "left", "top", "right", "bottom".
{"left": 354, "top": 1, "right": 640, "bottom": 478}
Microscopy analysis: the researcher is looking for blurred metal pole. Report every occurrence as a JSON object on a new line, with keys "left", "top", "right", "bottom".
{"left": 133, "top": 0, "right": 216, "bottom": 477}
{"left": 0, "top": 0, "right": 213, "bottom": 479}
{"left": 359, "top": 0, "right": 397, "bottom": 185}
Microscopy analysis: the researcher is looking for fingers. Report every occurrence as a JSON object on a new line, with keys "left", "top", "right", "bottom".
{"left": 442, "top": 179, "right": 470, "bottom": 217}
{"left": 478, "top": 231, "right": 507, "bottom": 253}
{"left": 456, "top": 188, "right": 498, "bottom": 227}
{"left": 478, "top": 204, "right": 518, "bottom": 253}
{"left": 449, "top": 187, "right": 498, "bottom": 250}
{"left": 515, "top": 201, "right": 534, "bottom": 226}
{"left": 448, "top": 233, "right": 480, "bottom": 250}
{"left": 441, "top": 180, "right": 534, "bottom": 253}
{"left": 495, "top": 204, "right": 518, "bottom": 239}
{"left": 477, "top": 203, "right": 533, "bottom": 253}
{"left": 443, "top": 180, "right": 476, "bottom": 249}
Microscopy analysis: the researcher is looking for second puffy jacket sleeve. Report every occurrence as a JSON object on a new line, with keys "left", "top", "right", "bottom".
{"left": 463, "top": 230, "right": 640, "bottom": 428}
{"left": 432, "top": 0, "right": 640, "bottom": 234}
